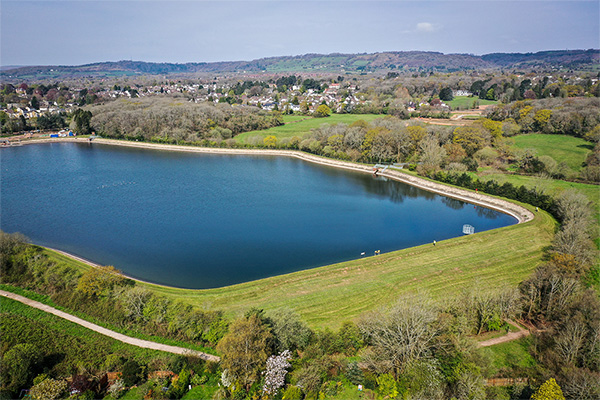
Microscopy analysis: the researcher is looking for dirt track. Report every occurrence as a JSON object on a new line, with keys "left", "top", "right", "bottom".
{"left": 478, "top": 320, "right": 531, "bottom": 347}
{"left": 0, "top": 290, "right": 220, "bottom": 362}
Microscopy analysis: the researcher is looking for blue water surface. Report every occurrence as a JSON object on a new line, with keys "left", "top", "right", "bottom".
{"left": 1, "top": 142, "right": 516, "bottom": 288}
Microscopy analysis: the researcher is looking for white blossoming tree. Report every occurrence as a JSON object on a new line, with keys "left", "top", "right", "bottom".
{"left": 262, "top": 350, "right": 292, "bottom": 397}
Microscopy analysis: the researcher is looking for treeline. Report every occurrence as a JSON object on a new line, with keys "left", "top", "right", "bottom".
{"left": 485, "top": 97, "right": 600, "bottom": 138}
{"left": 0, "top": 233, "right": 228, "bottom": 348}
{"left": 250, "top": 116, "right": 598, "bottom": 184}
{"left": 89, "top": 97, "right": 283, "bottom": 143}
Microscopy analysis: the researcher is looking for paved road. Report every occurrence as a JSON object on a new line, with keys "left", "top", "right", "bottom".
{"left": 0, "top": 290, "right": 220, "bottom": 362}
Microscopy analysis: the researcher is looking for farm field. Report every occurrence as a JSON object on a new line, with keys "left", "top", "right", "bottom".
{"left": 39, "top": 204, "right": 555, "bottom": 330}
{"left": 234, "top": 114, "right": 381, "bottom": 143}
{"left": 446, "top": 96, "right": 499, "bottom": 109}
{"left": 512, "top": 133, "right": 593, "bottom": 171}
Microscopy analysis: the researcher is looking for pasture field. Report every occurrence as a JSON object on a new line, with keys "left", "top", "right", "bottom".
{"left": 38, "top": 204, "right": 555, "bottom": 330}
{"left": 446, "top": 96, "right": 498, "bottom": 109}
{"left": 512, "top": 134, "right": 593, "bottom": 171}
{"left": 234, "top": 114, "right": 381, "bottom": 143}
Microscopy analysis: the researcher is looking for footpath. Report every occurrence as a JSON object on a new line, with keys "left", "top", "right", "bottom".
{"left": 0, "top": 290, "right": 220, "bottom": 362}
{"left": 477, "top": 319, "right": 531, "bottom": 347}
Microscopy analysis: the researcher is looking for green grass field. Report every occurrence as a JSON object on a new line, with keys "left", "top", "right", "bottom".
{"left": 482, "top": 336, "right": 538, "bottom": 375}
{"left": 36, "top": 199, "right": 555, "bottom": 330}
{"left": 235, "top": 114, "right": 381, "bottom": 143}
{"left": 513, "top": 134, "right": 593, "bottom": 171}
{"left": 0, "top": 297, "right": 171, "bottom": 368}
{"left": 446, "top": 96, "right": 498, "bottom": 110}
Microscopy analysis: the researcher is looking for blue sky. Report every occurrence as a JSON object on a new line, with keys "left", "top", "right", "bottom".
{"left": 1, "top": 0, "right": 598, "bottom": 66}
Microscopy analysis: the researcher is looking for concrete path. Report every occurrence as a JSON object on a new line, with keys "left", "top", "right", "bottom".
{"left": 478, "top": 319, "right": 530, "bottom": 347}
{"left": 0, "top": 290, "right": 220, "bottom": 362}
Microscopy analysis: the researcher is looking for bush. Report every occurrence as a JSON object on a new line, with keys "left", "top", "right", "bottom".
{"left": 282, "top": 385, "right": 303, "bottom": 400}
{"left": 122, "top": 360, "right": 144, "bottom": 387}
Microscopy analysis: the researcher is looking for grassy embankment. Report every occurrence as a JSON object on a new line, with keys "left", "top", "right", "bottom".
{"left": 38, "top": 203, "right": 555, "bottom": 330}
{"left": 234, "top": 114, "right": 381, "bottom": 144}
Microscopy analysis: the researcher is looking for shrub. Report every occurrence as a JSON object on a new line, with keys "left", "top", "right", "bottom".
{"left": 282, "top": 385, "right": 303, "bottom": 400}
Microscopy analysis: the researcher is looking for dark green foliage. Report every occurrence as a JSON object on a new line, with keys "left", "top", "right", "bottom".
{"left": 122, "top": 360, "right": 144, "bottom": 387}
{"left": 36, "top": 113, "right": 66, "bottom": 130}
{"left": 0, "top": 343, "right": 42, "bottom": 392}
{"left": 73, "top": 108, "right": 93, "bottom": 134}
{"left": 439, "top": 87, "right": 453, "bottom": 101}
{"left": 345, "top": 362, "right": 364, "bottom": 385}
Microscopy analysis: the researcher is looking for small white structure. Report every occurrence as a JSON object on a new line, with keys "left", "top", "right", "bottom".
{"left": 463, "top": 224, "right": 475, "bottom": 235}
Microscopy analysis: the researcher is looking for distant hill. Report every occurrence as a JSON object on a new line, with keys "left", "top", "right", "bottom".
{"left": 2, "top": 49, "right": 598, "bottom": 80}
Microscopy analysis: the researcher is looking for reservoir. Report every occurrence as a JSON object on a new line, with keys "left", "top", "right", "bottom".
{"left": 1, "top": 142, "right": 516, "bottom": 288}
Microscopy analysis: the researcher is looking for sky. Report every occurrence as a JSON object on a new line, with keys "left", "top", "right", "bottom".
{"left": 1, "top": 0, "right": 599, "bottom": 67}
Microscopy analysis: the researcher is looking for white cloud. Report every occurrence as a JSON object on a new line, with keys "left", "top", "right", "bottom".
{"left": 416, "top": 22, "right": 437, "bottom": 33}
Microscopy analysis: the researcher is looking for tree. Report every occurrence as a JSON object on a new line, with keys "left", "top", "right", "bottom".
{"left": 30, "top": 96, "right": 39, "bottom": 110}
{"left": 72, "top": 108, "right": 93, "bottom": 134}
{"left": 268, "top": 308, "right": 312, "bottom": 352}
{"left": 314, "top": 104, "right": 332, "bottom": 118}
{"left": 29, "top": 378, "right": 67, "bottom": 400}
{"left": 1, "top": 343, "right": 42, "bottom": 392}
{"left": 452, "top": 126, "right": 488, "bottom": 156}
{"left": 262, "top": 350, "right": 292, "bottom": 396}
{"left": 216, "top": 314, "right": 273, "bottom": 391}
{"left": 122, "top": 360, "right": 144, "bottom": 387}
{"left": 359, "top": 295, "right": 439, "bottom": 376}
{"left": 419, "top": 136, "right": 446, "bottom": 170}
{"left": 439, "top": 87, "right": 453, "bottom": 102}
{"left": 76, "top": 265, "right": 125, "bottom": 297}
{"left": 531, "top": 378, "right": 565, "bottom": 400}
{"left": 263, "top": 135, "right": 278, "bottom": 148}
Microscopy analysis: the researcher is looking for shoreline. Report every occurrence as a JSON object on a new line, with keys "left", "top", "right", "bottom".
{"left": 14, "top": 138, "right": 536, "bottom": 290}
{"left": 18, "top": 137, "right": 535, "bottom": 225}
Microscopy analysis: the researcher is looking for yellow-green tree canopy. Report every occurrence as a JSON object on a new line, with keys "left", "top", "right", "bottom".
{"left": 76, "top": 265, "right": 126, "bottom": 297}
{"left": 216, "top": 314, "right": 273, "bottom": 391}
{"left": 452, "top": 126, "right": 489, "bottom": 156}
{"left": 263, "top": 135, "right": 278, "bottom": 148}
{"left": 531, "top": 378, "right": 565, "bottom": 400}
{"left": 314, "top": 104, "right": 332, "bottom": 118}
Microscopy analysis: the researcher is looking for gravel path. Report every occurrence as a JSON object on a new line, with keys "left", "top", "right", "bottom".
{"left": 0, "top": 290, "right": 220, "bottom": 362}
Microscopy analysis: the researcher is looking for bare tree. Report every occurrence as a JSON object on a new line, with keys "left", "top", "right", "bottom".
{"left": 358, "top": 295, "right": 439, "bottom": 376}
